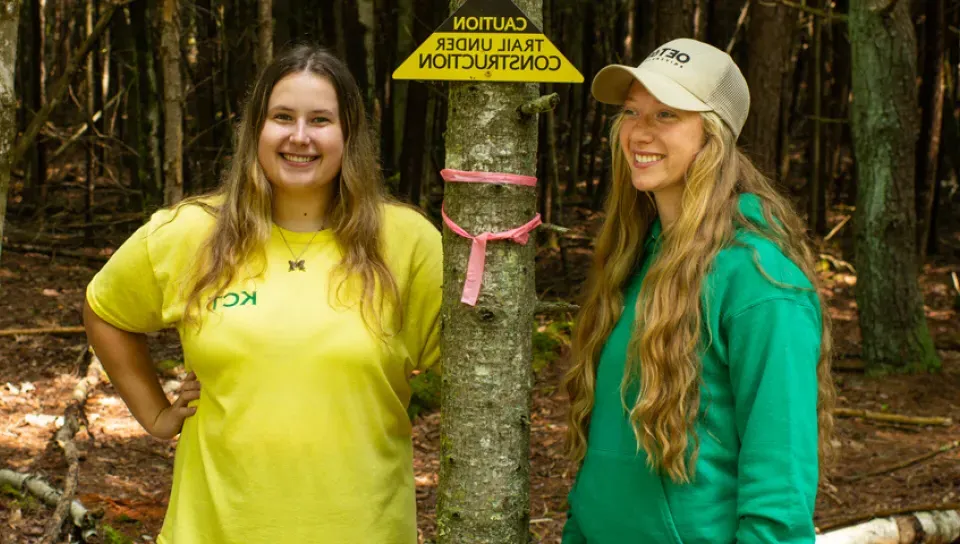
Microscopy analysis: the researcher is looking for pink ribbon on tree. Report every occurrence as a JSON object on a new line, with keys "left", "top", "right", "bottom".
{"left": 440, "top": 169, "right": 542, "bottom": 306}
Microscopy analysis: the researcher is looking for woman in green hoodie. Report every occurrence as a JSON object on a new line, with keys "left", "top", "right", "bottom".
{"left": 562, "top": 38, "right": 836, "bottom": 544}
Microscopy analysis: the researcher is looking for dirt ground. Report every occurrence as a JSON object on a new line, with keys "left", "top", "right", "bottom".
{"left": 1, "top": 207, "right": 959, "bottom": 543}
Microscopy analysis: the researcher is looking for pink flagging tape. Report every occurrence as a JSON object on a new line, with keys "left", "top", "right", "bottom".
{"left": 441, "top": 206, "right": 542, "bottom": 306}
{"left": 440, "top": 168, "right": 538, "bottom": 187}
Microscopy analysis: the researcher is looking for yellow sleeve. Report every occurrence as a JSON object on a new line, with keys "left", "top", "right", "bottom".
{"left": 86, "top": 203, "right": 214, "bottom": 333}
{"left": 391, "top": 206, "right": 443, "bottom": 373}
{"left": 85, "top": 219, "right": 167, "bottom": 333}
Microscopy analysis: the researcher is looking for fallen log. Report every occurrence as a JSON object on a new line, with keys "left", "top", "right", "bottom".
{"left": 2, "top": 243, "right": 110, "bottom": 263}
{"left": 834, "top": 408, "right": 953, "bottom": 426}
{"left": 0, "top": 326, "right": 86, "bottom": 337}
{"left": 0, "top": 469, "right": 97, "bottom": 539}
{"left": 838, "top": 440, "right": 960, "bottom": 483}
{"left": 816, "top": 508, "right": 960, "bottom": 543}
{"left": 42, "top": 351, "right": 103, "bottom": 543}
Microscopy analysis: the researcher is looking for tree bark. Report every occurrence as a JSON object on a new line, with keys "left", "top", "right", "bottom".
{"left": 809, "top": 4, "right": 825, "bottom": 234}
{"left": 396, "top": 0, "right": 431, "bottom": 204}
{"left": 849, "top": 0, "right": 939, "bottom": 373}
{"left": 436, "top": 0, "right": 541, "bottom": 540}
{"left": 0, "top": 0, "right": 22, "bottom": 266}
{"left": 373, "top": 0, "right": 396, "bottom": 173}
{"left": 816, "top": 509, "right": 960, "bottom": 543}
{"left": 915, "top": 0, "right": 945, "bottom": 261}
{"left": 563, "top": 0, "right": 584, "bottom": 198}
{"left": 656, "top": 0, "right": 695, "bottom": 42}
{"left": 84, "top": 0, "right": 99, "bottom": 244}
{"left": 743, "top": 0, "right": 794, "bottom": 177}
{"left": 160, "top": 0, "right": 183, "bottom": 205}
{"left": 130, "top": 0, "right": 163, "bottom": 205}
{"left": 26, "top": 0, "right": 45, "bottom": 207}
{"left": 257, "top": 0, "right": 272, "bottom": 71}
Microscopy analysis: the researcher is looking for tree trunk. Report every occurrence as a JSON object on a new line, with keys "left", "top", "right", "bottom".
{"left": 809, "top": 4, "right": 825, "bottom": 234}
{"left": 563, "top": 0, "right": 584, "bottom": 198}
{"left": 743, "top": 0, "right": 794, "bottom": 177}
{"left": 915, "top": 0, "right": 945, "bottom": 261}
{"left": 396, "top": 0, "right": 431, "bottom": 204}
{"left": 131, "top": 0, "right": 162, "bottom": 206}
{"left": 656, "top": 0, "right": 695, "bottom": 42}
{"left": 634, "top": 0, "right": 655, "bottom": 59}
{"left": 0, "top": 0, "right": 21, "bottom": 265}
{"left": 160, "top": 0, "right": 183, "bottom": 204}
{"left": 194, "top": 0, "right": 218, "bottom": 191}
{"left": 436, "top": 0, "right": 541, "bottom": 540}
{"left": 373, "top": 0, "right": 396, "bottom": 174}
{"left": 85, "top": 0, "right": 99, "bottom": 243}
{"left": 257, "top": 0, "right": 272, "bottom": 70}
{"left": 849, "top": 0, "right": 939, "bottom": 373}
{"left": 708, "top": 0, "right": 745, "bottom": 52}
{"left": 24, "top": 0, "right": 46, "bottom": 208}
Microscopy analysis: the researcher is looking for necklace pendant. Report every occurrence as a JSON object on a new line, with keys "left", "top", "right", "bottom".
{"left": 289, "top": 259, "right": 306, "bottom": 272}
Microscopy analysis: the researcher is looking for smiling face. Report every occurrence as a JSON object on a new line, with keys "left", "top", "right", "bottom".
{"left": 618, "top": 82, "right": 704, "bottom": 203}
{"left": 257, "top": 71, "right": 345, "bottom": 197}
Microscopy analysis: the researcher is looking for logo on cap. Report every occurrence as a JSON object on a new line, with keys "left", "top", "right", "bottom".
{"left": 645, "top": 47, "right": 691, "bottom": 67}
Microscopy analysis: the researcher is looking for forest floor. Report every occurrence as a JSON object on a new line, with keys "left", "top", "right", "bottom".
{"left": 1, "top": 204, "right": 959, "bottom": 543}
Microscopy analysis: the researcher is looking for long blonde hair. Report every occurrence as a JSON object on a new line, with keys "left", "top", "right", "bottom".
{"left": 178, "top": 45, "right": 399, "bottom": 331}
{"left": 565, "top": 111, "right": 835, "bottom": 483}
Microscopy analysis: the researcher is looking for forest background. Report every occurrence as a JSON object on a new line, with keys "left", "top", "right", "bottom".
{"left": 1, "top": 0, "right": 960, "bottom": 542}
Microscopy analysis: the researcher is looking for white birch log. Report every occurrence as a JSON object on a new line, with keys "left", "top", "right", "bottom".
{"left": 0, "top": 469, "right": 97, "bottom": 537}
{"left": 816, "top": 509, "right": 960, "bottom": 543}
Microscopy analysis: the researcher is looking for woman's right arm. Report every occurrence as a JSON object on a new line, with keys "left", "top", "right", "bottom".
{"left": 83, "top": 301, "right": 198, "bottom": 439}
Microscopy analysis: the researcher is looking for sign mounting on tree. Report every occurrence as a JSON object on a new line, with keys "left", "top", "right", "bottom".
{"left": 392, "top": 0, "right": 583, "bottom": 83}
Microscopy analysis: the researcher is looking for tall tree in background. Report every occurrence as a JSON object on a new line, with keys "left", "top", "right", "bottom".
{"left": 160, "top": 0, "right": 183, "bottom": 204}
{"left": 0, "top": 0, "right": 22, "bottom": 264}
{"left": 656, "top": 0, "right": 695, "bottom": 42}
{"left": 742, "top": 0, "right": 793, "bottom": 177}
{"left": 257, "top": 0, "right": 272, "bottom": 70}
{"left": 849, "top": 0, "right": 939, "bottom": 373}
{"left": 915, "top": 0, "right": 945, "bottom": 260}
{"left": 436, "top": 0, "right": 541, "bottom": 540}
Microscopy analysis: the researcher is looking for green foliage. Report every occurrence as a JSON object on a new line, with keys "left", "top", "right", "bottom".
{"left": 102, "top": 524, "right": 135, "bottom": 544}
{"left": 0, "top": 483, "right": 23, "bottom": 499}
{"left": 533, "top": 318, "right": 573, "bottom": 374}
{"left": 1, "top": 484, "right": 40, "bottom": 512}
{"left": 408, "top": 370, "right": 441, "bottom": 421}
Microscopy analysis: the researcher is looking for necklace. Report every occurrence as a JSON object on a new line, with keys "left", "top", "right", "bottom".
{"left": 277, "top": 227, "right": 322, "bottom": 272}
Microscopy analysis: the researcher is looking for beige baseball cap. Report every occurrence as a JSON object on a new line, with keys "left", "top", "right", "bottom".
{"left": 592, "top": 38, "right": 750, "bottom": 138}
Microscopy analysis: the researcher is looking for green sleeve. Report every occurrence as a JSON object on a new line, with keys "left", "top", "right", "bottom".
{"left": 560, "top": 509, "right": 587, "bottom": 544}
{"left": 725, "top": 298, "right": 820, "bottom": 544}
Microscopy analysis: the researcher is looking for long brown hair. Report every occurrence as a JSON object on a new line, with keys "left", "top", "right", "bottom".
{"left": 179, "top": 44, "right": 399, "bottom": 331}
{"left": 565, "top": 112, "right": 835, "bottom": 483}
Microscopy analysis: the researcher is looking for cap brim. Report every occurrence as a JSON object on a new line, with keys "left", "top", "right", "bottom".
{"left": 591, "top": 65, "right": 711, "bottom": 113}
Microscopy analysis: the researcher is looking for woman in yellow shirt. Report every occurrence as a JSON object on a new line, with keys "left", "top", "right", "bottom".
{"left": 83, "top": 44, "right": 442, "bottom": 544}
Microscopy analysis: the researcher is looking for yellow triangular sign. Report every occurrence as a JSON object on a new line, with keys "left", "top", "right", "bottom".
{"left": 392, "top": 0, "right": 583, "bottom": 83}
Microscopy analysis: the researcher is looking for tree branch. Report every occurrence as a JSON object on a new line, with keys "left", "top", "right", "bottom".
{"left": 518, "top": 93, "right": 560, "bottom": 116}
{"left": 12, "top": 1, "right": 126, "bottom": 164}
{"left": 872, "top": 0, "right": 900, "bottom": 16}
{"left": 833, "top": 407, "right": 952, "bottom": 426}
{"left": 535, "top": 300, "right": 579, "bottom": 314}
{"left": 837, "top": 440, "right": 960, "bottom": 483}
{"left": 41, "top": 352, "right": 103, "bottom": 543}
{"left": 725, "top": 0, "right": 751, "bottom": 54}
{"left": 0, "top": 326, "right": 86, "bottom": 337}
{"left": 763, "top": 0, "right": 848, "bottom": 22}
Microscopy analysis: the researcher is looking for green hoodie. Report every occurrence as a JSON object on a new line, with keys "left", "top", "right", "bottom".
{"left": 563, "top": 194, "right": 821, "bottom": 544}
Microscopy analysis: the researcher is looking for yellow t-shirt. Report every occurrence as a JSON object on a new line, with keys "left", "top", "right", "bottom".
{"left": 86, "top": 201, "right": 442, "bottom": 544}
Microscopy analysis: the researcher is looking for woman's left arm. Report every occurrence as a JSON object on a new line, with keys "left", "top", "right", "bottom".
{"left": 725, "top": 297, "right": 821, "bottom": 544}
